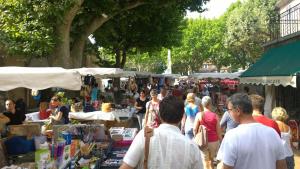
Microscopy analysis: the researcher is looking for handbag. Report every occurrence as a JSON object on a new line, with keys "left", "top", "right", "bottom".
{"left": 194, "top": 125, "right": 208, "bottom": 150}
{"left": 193, "top": 112, "right": 208, "bottom": 150}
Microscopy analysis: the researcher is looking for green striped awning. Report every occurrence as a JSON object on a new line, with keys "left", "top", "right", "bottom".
{"left": 240, "top": 40, "right": 300, "bottom": 87}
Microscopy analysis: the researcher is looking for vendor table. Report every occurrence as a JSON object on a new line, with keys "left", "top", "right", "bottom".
{"left": 69, "top": 109, "right": 134, "bottom": 121}
{"left": 25, "top": 109, "right": 134, "bottom": 123}
{"left": 99, "top": 145, "right": 130, "bottom": 169}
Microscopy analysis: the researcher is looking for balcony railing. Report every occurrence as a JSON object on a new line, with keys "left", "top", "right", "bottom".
{"left": 270, "top": 3, "right": 300, "bottom": 41}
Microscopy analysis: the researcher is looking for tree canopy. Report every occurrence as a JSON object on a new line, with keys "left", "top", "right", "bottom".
{"left": 93, "top": 3, "right": 185, "bottom": 68}
{"left": 224, "top": 0, "right": 278, "bottom": 68}
{"left": 0, "top": 0, "right": 209, "bottom": 68}
{"left": 0, "top": 0, "right": 277, "bottom": 72}
{"left": 169, "top": 0, "right": 278, "bottom": 73}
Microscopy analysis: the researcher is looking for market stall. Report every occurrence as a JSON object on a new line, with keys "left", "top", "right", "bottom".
{"left": 0, "top": 67, "right": 142, "bottom": 169}
{"left": 188, "top": 71, "right": 244, "bottom": 113}
{"left": 72, "top": 67, "right": 135, "bottom": 78}
{"left": 0, "top": 67, "right": 82, "bottom": 91}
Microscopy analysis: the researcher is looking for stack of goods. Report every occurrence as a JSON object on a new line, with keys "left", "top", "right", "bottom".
{"left": 109, "top": 127, "right": 124, "bottom": 141}
{"left": 109, "top": 127, "right": 138, "bottom": 147}
{"left": 76, "top": 141, "right": 112, "bottom": 168}
{"left": 2, "top": 162, "right": 35, "bottom": 169}
{"left": 122, "top": 128, "right": 138, "bottom": 141}
{"left": 102, "top": 103, "right": 112, "bottom": 113}
{"left": 94, "top": 142, "right": 112, "bottom": 158}
{"left": 100, "top": 147, "right": 129, "bottom": 169}
{"left": 34, "top": 139, "right": 66, "bottom": 169}
{"left": 9, "top": 124, "right": 40, "bottom": 139}
{"left": 34, "top": 132, "right": 80, "bottom": 169}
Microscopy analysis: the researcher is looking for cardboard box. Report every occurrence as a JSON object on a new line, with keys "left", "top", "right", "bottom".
{"left": 9, "top": 124, "right": 40, "bottom": 139}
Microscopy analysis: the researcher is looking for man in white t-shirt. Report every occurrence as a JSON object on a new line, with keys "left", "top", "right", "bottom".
{"left": 120, "top": 96, "right": 203, "bottom": 169}
{"left": 217, "top": 93, "right": 287, "bottom": 169}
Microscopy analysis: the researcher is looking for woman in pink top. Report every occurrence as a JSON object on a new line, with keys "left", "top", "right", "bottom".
{"left": 194, "top": 96, "right": 222, "bottom": 169}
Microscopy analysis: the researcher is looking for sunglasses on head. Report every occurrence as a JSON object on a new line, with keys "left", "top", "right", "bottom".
{"left": 51, "top": 98, "right": 58, "bottom": 101}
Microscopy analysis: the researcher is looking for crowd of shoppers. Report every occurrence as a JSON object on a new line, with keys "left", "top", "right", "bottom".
{"left": 123, "top": 87, "right": 293, "bottom": 169}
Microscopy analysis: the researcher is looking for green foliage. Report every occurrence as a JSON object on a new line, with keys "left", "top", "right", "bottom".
{"left": 55, "top": 91, "right": 72, "bottom": 105}
{"left": 0, "top": 0, "right": 209, "bottom": 63}
{"left": 224, "top": 0, "right": 278, "bottom": 67}
{"left": 170, "top": 17, "right": 231, "bottom": 74}
{"left": 170, "top": 0, "right": 278, "bottom": 73}
{"left": 94, "top": 47, "right": 116, "bottom": 68}
{"left": 125, "top": 48, "right": 168, "bottom": 73}
{"left": 93, "top": 3, "right": 186, "bottom": 68}
{"left": 0, "top": 0, "right": 56, "bottom": 57}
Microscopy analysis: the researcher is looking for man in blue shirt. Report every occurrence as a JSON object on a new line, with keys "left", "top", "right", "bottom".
{"left": 220, "top": 111, "right": 238, "bottom": 133}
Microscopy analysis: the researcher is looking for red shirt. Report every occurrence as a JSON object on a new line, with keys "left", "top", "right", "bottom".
{"left": 253, "top": 115, "right": 281, "bottom": 137}
{"left": 172, "top": 89, "right": 182, "bottom": 97}
{"left": 201, "top": 111, "right": 219, "bottom": 142}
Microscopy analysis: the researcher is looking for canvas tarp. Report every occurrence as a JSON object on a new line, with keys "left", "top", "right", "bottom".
{"left": 0, "top": 67, "right": 82, "bottom": 91}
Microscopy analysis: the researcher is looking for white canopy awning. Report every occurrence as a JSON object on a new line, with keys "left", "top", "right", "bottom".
{"left": 162, "top": 74, "right": 181, "bottom": 79}
{"left": 0, "top": 67, "right": 82, "bottom": 91}
{"left": 123, "top": 71, "right": 152, "bottom": 78}
{"left": 190, "top": 71, "right": 244, "bottom": 80}
{"left": 72, "top": 67, "right": 131, "bottom": 78}
{"left": 240, "top": 76, "right": 297, "bottom": 87}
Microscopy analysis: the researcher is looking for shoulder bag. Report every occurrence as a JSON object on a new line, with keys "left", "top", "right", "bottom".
{"left": 193, "top": 111, "right": 208, "bottom": 150}
{"left": 143, "top": 126, "right": 153, "bottom": 169}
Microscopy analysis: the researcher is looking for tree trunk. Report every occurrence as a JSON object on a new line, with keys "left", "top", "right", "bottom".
{"left": 71, "top": 36, "right": 88, "bottom": 68}
{"left": 52, "top": 25, "right": 72, "bottom": 68}
{"left": 120, "top": 48, "right": 127, "bottom": 68}
{"left": 114, "top": 48, "right": 121, "bottom": 68}
{"left": 52, "top": 0, "right": 84, "bottom": 68}
{"left": 70, "top": 1, "right": 145, "bottom": 68}
{"left": 217, "top": 66, "right": 221, "bottom": 72}
{"left": 0, "top": 57, "right": 5, "bottom": 66}
{"left": 71, "top": 16, "right": 110, "bottom": 68}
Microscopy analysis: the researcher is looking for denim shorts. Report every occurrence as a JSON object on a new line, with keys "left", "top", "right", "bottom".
{"left": 286, "top": 155, "right": 294, "bottom": 169}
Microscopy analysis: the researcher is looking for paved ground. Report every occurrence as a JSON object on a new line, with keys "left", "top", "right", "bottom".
{"left": 294, "top": 148, "right": 300, "bottom": 169}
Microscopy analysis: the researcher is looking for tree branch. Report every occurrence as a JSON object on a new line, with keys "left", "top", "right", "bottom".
{"left": 59, "top": 0, "right": 84, "bottom": 27}
{"left": 82, "top": 0, "right": 146, "bottom": 38}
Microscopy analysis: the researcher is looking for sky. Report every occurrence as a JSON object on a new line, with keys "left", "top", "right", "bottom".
{"left": 186, "top": 0, "right": 238, "bottom": 19}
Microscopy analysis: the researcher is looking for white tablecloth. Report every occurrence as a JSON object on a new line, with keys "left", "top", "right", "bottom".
{"left": 25, "top": 109, "right": 134, "bottom": 122}
{"left": 69, "top": 109, "right": 134, "bottom": 121}
{"left": 69, "top": 111, "right": 115, "bottom": 121}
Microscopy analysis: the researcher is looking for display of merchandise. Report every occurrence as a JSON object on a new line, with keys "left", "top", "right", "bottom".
{"left": 109, "top": 127, "right": 124, "bottom": 141}
{"left": 101, "top": 158, "right": 123, "bottom": 167}
{"left": 122, "top": 128, "right": 137, "bottom": 141}
{"left": 100, "top": 146, "right": 129, "bottom": 168}
{"left": 109, "top": 127, "right": 137, "bottom": 141}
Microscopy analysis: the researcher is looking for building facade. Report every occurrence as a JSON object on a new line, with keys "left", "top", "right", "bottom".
{"left": 241, "top": 0, "right": 300, "bottom": 119}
